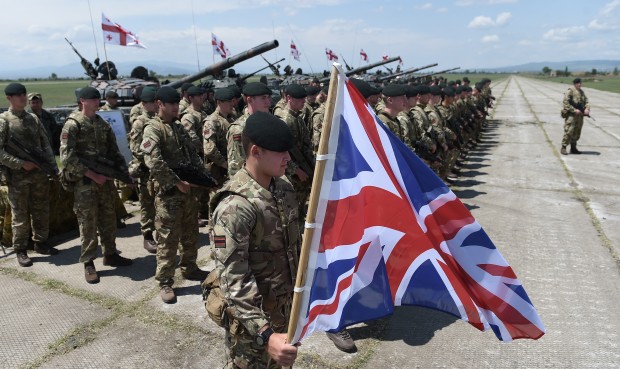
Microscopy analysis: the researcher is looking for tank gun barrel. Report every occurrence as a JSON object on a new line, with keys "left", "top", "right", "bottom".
{"left": 240, "top": 58, "right": 286, "bottom": 82}
{"left": 166, "top": 40, "right": 280, "bottom": 89}
{"left": 65, "top": 38, "right": 98, "bottom": 80}
{"left": 319, "top": 56, "right": 400, "bottom": 83}
{"left": 377, "top": 63, "right": 439, "bottom": 82}
{"left": 416, "top": 67, "right": 461, "bottom": 79}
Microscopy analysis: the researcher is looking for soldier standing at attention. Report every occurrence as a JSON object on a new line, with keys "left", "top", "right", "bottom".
{"left": 141, "top": 86, "right": 209, "bottom": 304}
{"left": 178, "top": 83, "right": 193, "bottom": 117}
{"left": 0, "top": 83, "right": 59, "bottom": 267}
{"left": 203, "top": 87, "right": 236, "bottom": 188}
{"left": 561, "top": 78, "right": 590, "bottom": 155}
{"left": 60, "top": 87, "right": 132, "bottom": 283}
{"left": 377, "top": 84, "right": 410, "bottom": 145}
{"left": 26, "top": 92, "right": 62, "bottom": 155}
{"left": 128, "top": 87, "right": 158, "bottom": 253}
{"left": 207, "top": 112, "right": 299, "bottom": 368}
{"left": 226, "top": 82, "right": 273, "bottom": 178}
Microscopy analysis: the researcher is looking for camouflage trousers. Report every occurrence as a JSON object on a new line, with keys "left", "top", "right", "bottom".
{"left": 154, "top": 186, "right": 199, "bottom": 286}
{"left": 224, "top": 294, "right": 292, "bottom": 369}
{"left": 137, "top": 177, "right": 156, "bottom": 236}
{"left": 562, "top": 114, "right": 584, "bottom": 147}
{"left": 7, "top": 171, "right": 50, "bottom": 252}
{"left": 73, "top": 179, "right": 118, "bottom": 263}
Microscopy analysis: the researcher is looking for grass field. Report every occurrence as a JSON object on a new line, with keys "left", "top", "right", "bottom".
{"left": 0, "top": 80, "right": 89, "bottom": 110}
{"left": 525, "top": 74, "right": 620, "bottom": 93}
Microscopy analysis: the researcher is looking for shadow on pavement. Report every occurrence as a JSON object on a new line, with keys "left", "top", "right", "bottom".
{"left": 573, "top": 151, "right": 600, "bottom": 156}
{"left": 380, "top": 306, "right": 458, "bottom": 346}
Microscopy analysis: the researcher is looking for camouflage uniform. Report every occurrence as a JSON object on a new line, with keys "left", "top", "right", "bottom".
{"left": 203, "top": 107, "right": 234, "bottom": 186}
{"left": 0, "top": 109, "right": 55, "bottom": 253}
{"left": 310, "top": 102, "right": 325, "bottom": 153}
{"left": 226, "top": 113, "right": 250, "bottom": 178}
{"left": 178, "top": 97, "right": 190, "bottom": 117}
{"left": 377, "top": 109, "right": 412, "bottom": 149}
{"left": 271, "top": 99, "right": 287, "bottom": 117}
{"left": 209, "top": 168, "right": 300, "bottom": 369}
{"left": 129, "top": 102, "right": 145, "bottom": 125}
{"left": 561, "top": 86, "right": 589, "bottom": 148}
{"left": 27, "top": 107, "right": 61, "bottom": 155}
{"left": 60, "top": 112, "right": 127, "bottom": 263}
{"left": 141, "top": 115, "right": 203, "bottom": 286}
{"left": 180, "top": 105, "right": 206, "bottom": 156}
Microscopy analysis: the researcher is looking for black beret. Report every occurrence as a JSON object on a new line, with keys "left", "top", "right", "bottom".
{"left": 349, "top": 78, "right": 374, "bottom": 98}
{"left": 447, "top": 80, "right": 456, "bottom": 87}
{"left": 443, "top": 87, "right": 456, "bottom": 97}
{"left": 79, "top": 87, "right": 101, "bottom": 100}
{"left": 140, "top": 87, "right": 158, "bottom": 102}
{"left": 305, "top": 85, "right": 320, "bottom": 96}
{"left": 382, "top": 84, "right": 407, "bottom": 97}
{"left": 573, "top": 78, "right": 581, "bottom": 84}
{"left": 405, "top": 85, "right": 419, "bottom": 97}
{"left": 229, "top": 85, "right": 242, "bottom": 98}
{"left": 4, "top": 83, "right": 27, "bottom": 96}
{"left": 475, "top": 82, "right": 484, "bottom": 91}
{"left": 464, "top": 86, "right": 473, "bottom": 92}
{"left": 156, "top": 86, "right": 181, "bottom": 103}
{"left": 455, "top": 86, "right": 464, "bottom": 94}
{"left": 285, "top": 84, "right": 307, "bottom": 99}
{"left": 244, "top": 112, "right": 294, "bottom": 152}
{"left": 429, "top": 86, "right": 442, "bottom": 96}
{"left": 105, "top": 91, "right": 119, "bottom": 99}
{"left": 181, "top": 83, "right": 193, "bottom": 92}
{"left": 187, "top": 86, "right": 203, "bottom": 97}
{"left": 242, "top": 82, "right": 271, "bottom": 96}
{"left": 455, "top": 80, "right": 461, "bottom": 85}
{"left": 462, "top": 77, "right": 470, "bottom": 83}
{"left": 416, "top": 85, "right": 431, "bottom": 95}
{"left": 214, "top": 87, "right": 235, "bottom": 101}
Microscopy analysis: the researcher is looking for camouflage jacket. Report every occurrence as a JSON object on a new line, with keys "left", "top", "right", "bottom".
{"left": 275, "top": 107, "right": 315, "bottom": 177}
{"left": 271, "top": 99, "right": 287, "bottom": 117}
{"left": 129, "top": 103, "right": 145, "bottom": 125}
{"left": 0, "top": 109, "right": 55, "bottom": 175}
{"left": 209, "top": 168, "right": 300, "bottom": 336}
{"left": 141, "top": 115, "right": 202, "bottom": 193}
{"left": 226, "top": 112, "right": 250, "bottom": 178}
{"left": 435, "top": 105, "right": 458, "bottom": 142}
{"left": 203, "top": 107, "right": 233, "bottom": 169}
{"left": 563, "top": 86, "right": 589, "bottom": 114}
{"left": 178, "top": 97, "right": 190, "bottom": 117}
{"left": 60, "top": 111, "right": 126, "bottom": 181}
{"left": 424, "top": 105, "right": 447, "bottom": 146}
{"left": 127, "top": 110, "right": 156, "bottom": 179}
{"left": 180, "top": 105, "right": 206, "bottom": 156}
{"left": 404, "top": 109, "right": 434, "bottom": 151}
{"left": 310, "top": 102, "right": 325, "bottom": 152}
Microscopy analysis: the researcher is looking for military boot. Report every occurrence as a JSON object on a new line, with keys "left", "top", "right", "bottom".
{"left": 160, "top": 285, "right": 176, "bottom": 304}
{"left": 560, "top": 146, "right": 568, "bottom": 155}
{"left": 103, "top": 253, "right": 133, "bottom": 267}
{"left": 570, "top": 144, "right": 582, "bottom": 154}
{"left": 84, "top": 261, "right": 99, "bottom": 284}
{"left": 326, "top": 329, "right": 357, "bottom": 353}
{"left": 143, "top": 232, "right": 157, "bottom": 254}
{"left": 16, "top": 252, "right": 33, "bottom": 267}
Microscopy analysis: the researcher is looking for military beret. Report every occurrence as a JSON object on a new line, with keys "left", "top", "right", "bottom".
{"left": 405, "top": 85, "right": 418, "bottom": 97}
{"left": 416, "top": 85, "right": 431, "bottom": 95}
{"left": 464, "top": 86, "right": 473, "bottom": 92}
{"left": 455, "top": 86, "right": 464, "bottom": 94}
{"left": 242, "top": 82, "right": 271, "bottom": 96}
{"left": 285, "top": 84, "right": 307, "bottom": 99}
{"left": 229, "top": 85, "right": 242, "bottom": 98}
{"left": 429, "top": 85, "right": 442, "bottom": 96}
{"left": 305, "top": 85, "right": 320, "bottom": 96}
{"left": 382, "top": 84, "right": 407, "bottom": 97}
{"left": 243, "top": 112, "right": 294, "bottom": 152}
{"left": 447, "top": 81, "right": 456, "bottom": 87}
{"left": 105, "top": 91, "right": 119, "bottom": 99}
{"left": 156, "top": 86, "right": 181, "bottom": 103}
{"left": 462, "top": 77, "right": 470, "bottom": 83}
{"left": 214, "top": 87, "right": 235, "bottom": 101}
{"left": 475, "top": 82, "right": 484, "bottom": 92}
{"left": 181, "top": 83, "right": 193, "bottom": 92}
{"left": 27, "top": 92, "right": 42, "bottom": 101}
{"left": 443, "top": 87, "right": 456, "bottom": 97}
{"left": 4, "top": 83, "right": 27, "bottom": 96}
{"left": 140, "top": 87, "right": 157, "bottom": 102}
{"left": 79, "top": 87, "right": 101, "bottom": 100}
{"left": 455, "top": 80, "right": 461, "bottom": 85}
{"left": 187, "top": 86, "right": 203, "bottom": 97}
{"left": 573, "top": 78, "right": 581, "bottom": 84}
{"left": 349, "top": 78, "right": 373, "bottom": 98}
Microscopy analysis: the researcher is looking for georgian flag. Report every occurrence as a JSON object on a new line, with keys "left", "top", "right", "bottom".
{"left": 291, "top": 40, "right": 301, "bottom": 61}
{"left": 101, "top": 13, "right": 146, "bottom": 49}
{"left": 360, "top": 49, "right": 368, "bottom": 62}
{"left": 212, "top": 33, "right": 230, "bottom": 59}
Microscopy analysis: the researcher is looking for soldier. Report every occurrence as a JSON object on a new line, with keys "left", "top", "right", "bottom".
{"left": 0, "top": 83, "right": 59, "bottom": 267}
{"left": 561, "top": 78, "right": 590, "bottom": 155}
{"left": 302, "top": 85, "right": 320, "bottom": 129}
{"left": 310, "top": 85, "right": 329, "bottom": 153}
{"left": 377, "top": 84, "right": 410, "bottom": 145}
{"left": 203, "top": 87, "right": 236, "bottom": 188}
{"left": 226, "top": 82, "right": 273, "bottom": 178}
{"left": 178, "top": 83, "right": 193, "bottom": 117}
{"left": 60, "top": 87, "right": 132, "bottom": 283}
{"left": 206, "top": 111, "right": 300, "bottom": 368}
{"left": 128, "top": 87, "right": 158, "bottom": 253}
{"left": 27, "top": 92, "right": 62, "bottom": 155}
{"left": 140, "top": 86, "right": 209, "bottom": 303}
{"left": 180, "top": 86, "right": 206, "bottom": 154}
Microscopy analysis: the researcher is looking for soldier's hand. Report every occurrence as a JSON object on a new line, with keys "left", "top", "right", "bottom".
{"left": 176, "top": 180, "right": 191, "bottom": 193}
{"left": 584, "top": 108, "right": 590, "bottom": 116}
{"left": 575, "top": 109, "right": 582, "bottom": 116}
{"left": 295, "top": 168, "right": 309, "bottom": 182}
{"left": 267, "top": 333, "right": 298, "bottom": 367}
{"left": 85, "top": 169, "right": 108, "bottom": 185}
{"left": 21, "top": 161, "right": 39, "bottom": 171}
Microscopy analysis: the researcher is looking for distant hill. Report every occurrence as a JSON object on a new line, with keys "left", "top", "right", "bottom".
{"left": 480, "top": 60, "right": 620, "bottom": 73}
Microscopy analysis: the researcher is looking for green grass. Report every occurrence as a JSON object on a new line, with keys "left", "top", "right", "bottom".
{"left": 525, "top": 74, "right": 620, "bottom": 94}
{"left": 0, "top": 80, "right": 90, "bottom": 109}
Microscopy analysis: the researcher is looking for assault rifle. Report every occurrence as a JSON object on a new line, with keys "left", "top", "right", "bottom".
{"left": 65, "top": 38, "right": 98, "bottom": 80}
{"left": 568, "top": 97, "right": 595, "bottom": 120}
{"left": 173, "top": 162, "right": 218, "bottom": 188}
{"left": 79, "top": 156, "right": 133, "bottom": 184}
{"left": 6, "top": 136, "right": 59, "bottom": 177}
{"left": 412, "top": 140, "right": 441, "bottom": 164}
{"left": 288, "top": 146, "right": 315, "bottom": 179}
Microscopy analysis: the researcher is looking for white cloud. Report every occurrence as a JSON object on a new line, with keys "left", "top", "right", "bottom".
{"left": 482, "top": 35, "right": 500, "bottom": 43}
{"left": 542, "top": 26, "right": 586, "bottom": 41}
{"left": 588, "top": 0, "right": 620, "bottom": 30}
{"left": 437, "top": 7, "right": 449, "bottom": 12}
{"left": 468, "top": 12, "right": 511, "bottom": 28}
{"left": 495, "top": 12, "right": 512, "bottom": 26}
{"left": 416, "top": 3, "right": 433, "bottom": 10}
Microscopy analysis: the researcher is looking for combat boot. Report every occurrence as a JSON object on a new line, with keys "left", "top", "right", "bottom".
{"left": 326, "top": 329, "right": 357, "bottom": 353}
{"left": 182, "top": 268, "right": 210, "bottom": 281}
{"left": 560, "top": 146, "right": 568, "bottom": 155}
{"left": 16, "top": 252, "right": 33, "bottom": 267}
{"left": 34, "top": 242, "right": 59, "bottom": 255}
{"left": 570, "top": 144, "right": 582, "bottom": 154}
{"left": 143, "top": 232, "right": 157, "bottom": 254}
{"left": 103, "top": 253, "right": 133, "bottom": 267}
{"left": 84, "top": 261, "right": 100, "bottom": 284}
{"left": 160, "top": 285, "right": 176, "bottom": 304}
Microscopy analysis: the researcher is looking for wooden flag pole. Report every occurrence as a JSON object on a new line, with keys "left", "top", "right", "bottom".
{"left": 284, "top": 63, "right": 341, "bottom": 367}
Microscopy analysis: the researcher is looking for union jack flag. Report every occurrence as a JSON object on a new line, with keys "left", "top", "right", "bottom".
{"left": 290, "top": 65, "right": 545, "bottom": 344}
{"left": 211, "top": 33, "right": 230, "bottom": 59}
{"left": 325, "top": 48, "right": 338, "bottom": 61}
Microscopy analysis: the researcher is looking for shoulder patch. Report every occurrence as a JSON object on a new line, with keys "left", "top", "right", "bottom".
{"left": 233, "top": 133, "right": 241, "bottom": 142}
{"left": 213, "top": 235, "right": 226, "bottom": 248}
{"left": 141, "top": 138, "right": 155, "bottom": 154}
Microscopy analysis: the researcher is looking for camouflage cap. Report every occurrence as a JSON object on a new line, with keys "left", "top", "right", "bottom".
{"left": 140, "top": 87, "right": 158, "bottom": 102}
{"left": 214, "top": 87, "right": 235, "bottom": 101}
{"left": 79, "top": 87, "right": 101, "bottom": 100}
{"left": 382, "top": 84, "right": 407, "bottom": 97}
{"left": 4, "top": 83, "right": 27, "bottom": 96}
{"left": 27, "top": 92, "right": 42, "bottom": 101}
{"left": 244, "top": 112, "right": 294, "bottom": 152}
{"left": 285, "top": 84, "right": 307, "bottom": 99}
{"left": 242, "top": 82, "right": 271, "bottom": 97}
{"left": 156, "top": 86, "right": 181, "bottom": 103}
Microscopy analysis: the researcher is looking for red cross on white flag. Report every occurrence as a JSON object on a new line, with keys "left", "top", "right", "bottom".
{"left": 101, "top": 13, "right": 146, "bottom": 49}
{"left": 291, "top": 40, "right": 301, "bottom": 61}
{"left": 325, "top": 48, "right": 338, "bottom": 61}
{"left": 360, "top": 49, "right": 368, "bottom": 62}
{"left": 212, "top": 33, "right": 230, "bottom": 59}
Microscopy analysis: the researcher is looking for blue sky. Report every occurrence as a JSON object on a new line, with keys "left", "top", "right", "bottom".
{"left": 2, "top": 0, "right": 619, "bottom": 77}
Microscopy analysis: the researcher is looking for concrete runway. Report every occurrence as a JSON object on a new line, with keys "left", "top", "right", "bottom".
{"left": 1, "top": 75, "right": 618, "bottom": 368}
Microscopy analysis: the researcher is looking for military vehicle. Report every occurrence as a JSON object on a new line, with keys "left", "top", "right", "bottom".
{"left": 371, "top": 63, "right": 439, "bottom": 84}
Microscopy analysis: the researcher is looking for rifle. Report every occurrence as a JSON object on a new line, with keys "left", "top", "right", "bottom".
{"left": 65, "top": 38, "right": 98, "bottom": 80}
{"left": 6, "top": 136, "right": 59, "bottom": 177}
{"left": 568, "top": 97, "right": 594, "bottom": 119}
{"left": 240, "top": 58, "right": 286, "bottom": 83}
{"left": 79, "top": 156, "right": 132, "bottom": 184}
{"left": 172, "top": 162, "right": 218, "bottom": 188}
{"left": 261, "top": 55, "right": 282, "bottom": 76}
{"left": 412, "top": 140, "right": 441, "bottom": 164}
{"left": 288, "top": 145, "right": 315, "bottom": 178}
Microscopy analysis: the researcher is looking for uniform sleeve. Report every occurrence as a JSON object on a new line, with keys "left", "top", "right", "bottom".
{"left": 59, "top": 119, "right": 88, "bottom": 178}
{"left": 211, "top": 195, "right": 269, "bottom": 336}
{"left": 33, "top": 114, "right": 57, "bottom": 167}
{"left": 226, "top": 124, "right": 245, "bottom": 178}
{"left": 563, "top": 89, "right": 576, "bottom": 113}
{"left": 142, "top": 124, "right": 180, "bottom": 192}
{"left": 203, "top": 117, "right": 227, "bottom": 168}
{"left": 180, "top": 114, "right": 203, "bottom": 156}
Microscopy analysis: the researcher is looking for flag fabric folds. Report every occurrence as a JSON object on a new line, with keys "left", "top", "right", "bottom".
{"left": 382, "top": 54, "right": 389, "bottom": 61}
{"left": 291, "top": 40, "right": 301, "bottom": 61}
{"left": 325, "top": 48, "right": 338, "bottom": 61}
{"left": 290, "top": 65, "right": 545, "bottom": 345}
{"left": 360, "top": 49, "right": 368, "bottom": 62}
{"left": 101, "top": 13, "right": 146, "bottom": 49}
{"left": 212, "top": 33, "right": 230, "bottom": 58}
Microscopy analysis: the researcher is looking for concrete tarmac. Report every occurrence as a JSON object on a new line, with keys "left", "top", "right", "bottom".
{"left": 1, "top": 75, "right": 618, "bottom": 368}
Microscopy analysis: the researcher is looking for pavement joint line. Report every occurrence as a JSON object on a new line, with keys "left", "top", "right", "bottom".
{"left": 513, "top": 76, "right": 620, "bottom": 271}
